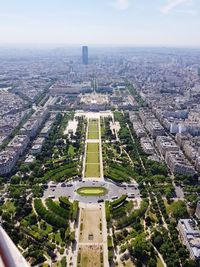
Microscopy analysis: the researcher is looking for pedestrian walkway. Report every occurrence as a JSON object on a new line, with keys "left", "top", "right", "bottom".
{"left": 75, "top": 114, "right": 109, "bottom": 267}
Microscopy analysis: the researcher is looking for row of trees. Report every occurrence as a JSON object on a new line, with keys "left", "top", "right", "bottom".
{"left": 45, "top": 198, "right": 71, "bottom": 219}
{"left": 34, "top": 199, "right": 68, "bottom": 229}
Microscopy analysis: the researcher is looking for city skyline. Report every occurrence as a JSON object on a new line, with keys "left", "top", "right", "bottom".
{"left": 0, "top": 0, "right": 200, "bottom": 47}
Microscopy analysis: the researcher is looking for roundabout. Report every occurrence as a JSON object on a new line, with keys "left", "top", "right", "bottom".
{"left": 76, "top": 186, "right": 107, "bottom": 196}
{"left": 43, "top": 180, "right": 140, "bottom": 203}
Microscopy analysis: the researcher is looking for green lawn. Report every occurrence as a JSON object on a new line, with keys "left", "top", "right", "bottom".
{"left": 88, "top": 131, "right": 99, "bottom": 139}
{"left": 77, "top": 186, "right": 107, "bottom": 196}
{"left": 85, "top": 142, "right": 100, "bottom": 177}
{"left": 86, "top": 152, "right": 99, "bottom": 164}
{"left": 85, "top": 163, "right": 100, "bottom": 177}
{"left": 88, "top": 123, "right": 99, "bottom": 131}
{"left": 87, "top": 143, "right": 99, "bottom": 153}
{"left": 2, "top": 201, "right": 16, "bottom": 214}
{"left": 68, "top": 144, "right": 75, "bottom": 156}
{"left": 43, "top": 224, "right": 53, "bottom": 234}
{"left": 52, "top": 262, "right": 62, "bottom": 267}
{"left": 88, "top": 118, "right": 99, "bottom": 133}
{"left": 157, "top": 257, "right": 164, "bottom": 267}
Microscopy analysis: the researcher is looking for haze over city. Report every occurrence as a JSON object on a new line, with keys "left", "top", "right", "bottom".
{"left": 1, "top": 1, "right": 200, "bottom": 267}
{"left": 0, "top": 0, "right": 200, "bottom": 47}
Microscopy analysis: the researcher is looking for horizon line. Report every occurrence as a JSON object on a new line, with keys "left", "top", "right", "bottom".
{"left": 0, "top": 43, "right": 200, "bottom": 49}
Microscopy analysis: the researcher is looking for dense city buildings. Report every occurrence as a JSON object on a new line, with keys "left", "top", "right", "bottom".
{"left": 0, "top": 46, "right": 200, "bottom": 266}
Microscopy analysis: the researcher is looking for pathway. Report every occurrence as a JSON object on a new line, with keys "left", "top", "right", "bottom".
{"left": 75, "top": 114, "right": 109, "bottom": 267}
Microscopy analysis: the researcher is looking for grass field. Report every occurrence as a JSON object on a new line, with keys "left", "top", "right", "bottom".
{"left": 87, "top": 118, "right": 99, "bottom": 140}
{"left": 85, "top": 142, "right": 100, "bottom": 177}
{"left": 78, "top": 246, "right": 102, "bottom": 267}
{"left": 2, "top": 201, "right": 16, "bottom": 213}
{"left": 86, "top": 152, "right": 99, "bottom": 163}
{"left": 88, "top": 123, "right": 99, "bottom": 132}
{"left": 157, "top": 257, "right": 164, "bottom": 267}
{"left": 87, "top": 143, "right": 99, "bottom": 153}
{"left": 77, "top": 187, "right": 107, "bottom": 196}
{"left": 79, "top": 208, "right": 102, "bottom": 243}
{"left": 88, "top": 131, "right": 99, "bottom": 139}
{"left": 85, "top": 163, "right": 100, "bottom": 177}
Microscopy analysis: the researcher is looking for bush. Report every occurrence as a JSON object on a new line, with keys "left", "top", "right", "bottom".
{"left": 45, "top": 198, "right": 70, "bottom": 219}
{"left": 107, "top": 235, "right": 113, "bottom": 249}
{"left": 60, "top": 256, "right": 67, "bottom": 267}
{"left": 34, "top": 199, "right": 68, "bottom": 229}
{"left": 110, "top": 195, "right": 127, "bottom": 209}
{"left": 105, "top": 201, "right": 111, "bottom": 222}
{"left": 117, "top": 200, "right": 148, "bottom": 228}
{"left": 72, "top": 201, "right": 79, "bottom": 221}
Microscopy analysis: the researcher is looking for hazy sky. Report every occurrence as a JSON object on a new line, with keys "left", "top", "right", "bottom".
{"left": 0, "top": 0, "right": 199, "bottom": 47}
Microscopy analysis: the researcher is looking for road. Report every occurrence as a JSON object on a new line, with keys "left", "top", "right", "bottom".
{"left": 43, "top": 180, "right": 141, "bottom": 203}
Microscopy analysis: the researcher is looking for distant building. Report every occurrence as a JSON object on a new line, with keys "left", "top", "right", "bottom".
{"left": 195, "top": 201, "right": 200, "bottom": 219}
{"left": 178, "top": 219, "right": 200, "bottom": 260}
{"left": 165, "top": 150, "right": 195, "bottom": 175}
{"left": 156, "top": 136, "right": 179, "bottom": 157}
{"left": 82, "top": 46, "right": 88, "bottom": 65}
{"left": 140, "top": 137, "right": 155, "bottom": 155}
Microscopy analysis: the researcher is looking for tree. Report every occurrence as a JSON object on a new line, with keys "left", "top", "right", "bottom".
{"left": 152, "top": 231, "right": 163, "bottom": 248}
{"left": 60, "top": 228, "right": 65, "bottom": 240}
{"left": 129, "top": 234, "right": 152, "bottom": 263}
{"left": 171, "top": 200, "right": 188, "bottom": 219}
{"left": 0, "top": 176, "right": 4, "bottom": 185}
{"left": 10, "top": 176, "right": 20, "bottom": 184}
{"left": 149, "top": 258, "right": 157, "bottom": 267}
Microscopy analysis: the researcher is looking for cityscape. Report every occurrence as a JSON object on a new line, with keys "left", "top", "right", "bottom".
{"left": 0, "top": 1, "right": 200, "bottom": 267}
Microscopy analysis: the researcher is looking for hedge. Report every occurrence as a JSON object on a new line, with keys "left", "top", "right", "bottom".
{"left": 105, "top": 201, "right": 111, "bottom": 223}
{"left": 34, "top": 199, "right": 68, "bottom": 229}
{"left": 110, "top": 195, "right": 127, "bottom": 209}
{"left": 44, "top": 162, "right": 77, "bottom": 182}
{"left": 72, "top": 201, "right": 79, "bottom": 221}
{"left": 117, "top": 200, "right": 148, "bottom": 229}
{"left": 45, "top": 198, "right": 70, "bottom": 219}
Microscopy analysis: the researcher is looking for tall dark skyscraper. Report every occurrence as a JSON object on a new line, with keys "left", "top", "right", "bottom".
{"left": 82, "top": 46, "right": 88, "bottom": 65}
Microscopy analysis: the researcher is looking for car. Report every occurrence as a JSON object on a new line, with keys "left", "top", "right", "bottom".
{"left": 119, "top": 183, "right": 127, "bottom": 187}
{"left": 67, "top": 184, "right": 73, "bottom": 187}
{"left": 52, "top": 189, "right": 55, "bottom": 191}
{"left": 97, "top": 199, "right": 104, "bottom": 203}
{"left": 128, "top": 193, "right": 135, "bottom": 198}
{"left": 50, "top": 185, "right": 56, "bottom": 188}
{"left": 128, "top": 184, "right": 136, "bottom": 188}
{"left": 111, "top": 196, "right": 118, "bottom": 200}
{"left": 61, "top": 183, "right": 66, "bottom": 187}
{"left": 48, "top": 195, "right": 55, "bottom": 199}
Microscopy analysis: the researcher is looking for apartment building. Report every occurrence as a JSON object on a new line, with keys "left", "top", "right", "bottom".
{"left": 156, "top": 136, "right": 179, "bottom": 157}
{"left": 165, "top": 150, "right": 195, "bottom": 175}
{"left": 178, "top": 219, "right": 200, "bottom": 260}
{"left": 145, "top": 119, "right": 165, "bottom": 138}
{"left": 0, "top": 150, "right": 18, "bottom": 175}
{"left": 20, "top": 108, "right": 48, "bottom": 138}
{"left": 7, "top": 135, "right": 29, "bottom": 157}
{"left": 140, "top": 137, "right": 155, "bottom": 155}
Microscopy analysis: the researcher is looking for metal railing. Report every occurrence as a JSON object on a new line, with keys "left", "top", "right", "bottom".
{"left": 0, "top": 226, "right": 29, "bottom": 267}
